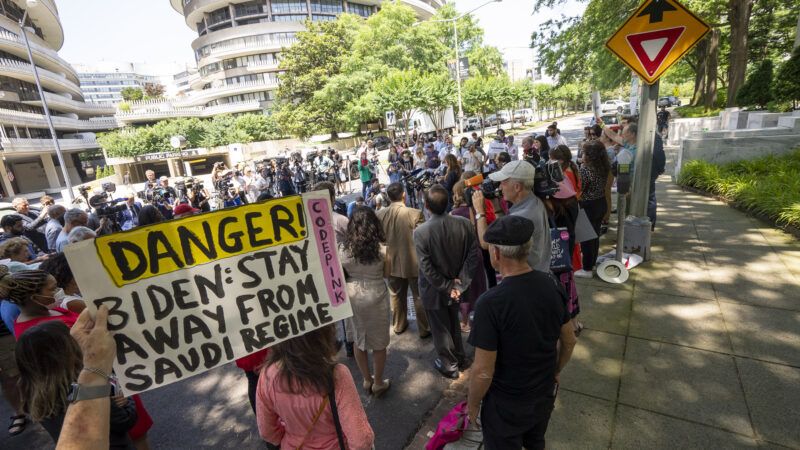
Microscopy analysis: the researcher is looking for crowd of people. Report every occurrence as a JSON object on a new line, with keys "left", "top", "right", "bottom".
{"left": 0, "top": 113, "right": 665, "bottom": 449}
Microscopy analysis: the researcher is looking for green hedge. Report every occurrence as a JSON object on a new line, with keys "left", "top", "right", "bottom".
{"left": 678, "top": 149, "right": 800, "bottom": 229}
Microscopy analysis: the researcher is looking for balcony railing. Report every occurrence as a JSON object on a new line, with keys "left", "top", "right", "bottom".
{"left": 0, "top": 58, "right": 83, "bottom": 97}
{"left": 198, "top": 37, "right": 298, "bottom": 63}
{"left": 0, "top": 30, "right": 79, "bottom": 82}
{"left": 246, "top": 60, "right": 280, "bottom": 71}
{"left": 0, "top": 108, "right": 118, "bottom": 131}
{"left": 0, "top": 137, "right": 101, "bottom": 153}
{"left": 124, "top": 79, "right": 277, "bottom": 108}
{"left": 22, "top": 91, "right": 117, "bottom": 115}
{"left": 116, "top": 100, "right": 262, "bottom": 122}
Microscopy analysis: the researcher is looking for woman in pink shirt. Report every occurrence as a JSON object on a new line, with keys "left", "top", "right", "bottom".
{"left": 256, "top": 325, "right": 374, "bottom": 450}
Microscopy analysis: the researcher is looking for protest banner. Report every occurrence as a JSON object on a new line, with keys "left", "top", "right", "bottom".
{"left": 65, "top": 191, "right": 352, "bottom": 394}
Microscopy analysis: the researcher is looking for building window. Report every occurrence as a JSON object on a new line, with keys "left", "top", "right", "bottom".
{"left": 347, "top": 2, "right": 372, "bottom": 17}
{"left": 272, "top": 14, "right": 308, "bottom": 22}
{"left": 311, "top": 0, "right": 343, "bottom": 13}
{"left": 311, "top": 14, "right": 337, "bottom": 21}
{"left": 271, "top": 0, "right": 307, "bottom": 14}
{"left": 208, "top": 7, "right": 231, "bottom": 25}
{"left": 234, "top": 1, "right": 266, "bottom": 16}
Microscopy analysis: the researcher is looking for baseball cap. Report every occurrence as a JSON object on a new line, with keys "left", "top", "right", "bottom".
{"left": 173, "top": 203, "right": 200, "bottom": 217}
{"left": 484, "top": 215, "right": 534, "bottom": 246}
{"left": 488, "top": 160, "right": 536, "bottom": 182}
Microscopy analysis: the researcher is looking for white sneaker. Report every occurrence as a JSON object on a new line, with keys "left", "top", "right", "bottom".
{"left": 574, "top": 269, "right": 593, "bottom": 279}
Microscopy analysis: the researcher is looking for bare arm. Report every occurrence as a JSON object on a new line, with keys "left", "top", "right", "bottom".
{"left": 603, "top": 127, "right": 624, "bottom": 145}
{"left": 467, "top": 348, "right": 497, "bottom": 424}
{"left": 470, "top": 191, "right": 490, "bottom": 250}
{"left": 555, "top": 321, "right": 577, "bottom": 382}
{"left": 58, "top": 306, "right": 114, "bottom": 450}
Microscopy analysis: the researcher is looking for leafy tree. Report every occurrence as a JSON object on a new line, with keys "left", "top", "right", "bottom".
{"left": 418, "top": 73, "right": 456, "bottom": 135}
{"left": 275, "top": 16, "right": 361, "bottom": 138}
{"left": 772, "top": 46, "right": 800, "bottom": 108}
{"left": 463, "top": 76, "right": 509, "bottom": 136}
{"left": 372, "top": 69, "right": 423, "bottom": 143}
{"left": 120, "top": 87, "right": 143, "bottom": 102}
{"left": 466, "top": 45, "right": 504, "bottom": 78}
{"left": 736, "top": 59, "right": 774, "bottom": 109}
{"left": 143, "top": 83, "right": 165, "bottom": 99}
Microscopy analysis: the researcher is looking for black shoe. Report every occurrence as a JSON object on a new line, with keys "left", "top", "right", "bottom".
{"left": 434, "top": 359, "right": 459, "bottom": 379}
{"left": 345, "top": 341, "right": 354, "bottom": 358}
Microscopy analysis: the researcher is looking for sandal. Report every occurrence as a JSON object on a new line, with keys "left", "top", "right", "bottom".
{"left": 371, "top": 379, "right": 391, "bottom": 398}
{"left": 362, "top": 379, "right": 374, "bottom": 395}
{"left": 460, "top": 324, "right": 471, "bottom": 333}
{"left": 8, "top": 415, "right": 26, "bottom": 436}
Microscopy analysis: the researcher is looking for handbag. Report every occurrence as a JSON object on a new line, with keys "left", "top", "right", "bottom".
{"left": 574, "top": 207, "right": 598, "bottom": 243}
{"left": 550, "top": 226, "right": 572, "bottom": 273}
{"left": 426, "top": 401, "right": 469, "bottom": 450}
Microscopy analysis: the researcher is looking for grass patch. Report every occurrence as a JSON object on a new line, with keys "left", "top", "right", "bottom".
{"left": 678, "top": 149, "right": 800, "bottom": 229}
{"left": 674, "top": 105, "right": 723, "bottom": 118}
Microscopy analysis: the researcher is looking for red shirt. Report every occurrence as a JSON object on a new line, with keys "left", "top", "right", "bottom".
{"left": 236, "top": 349, "right": 269, "bottom": 372}
{"left": 14, "top": 307, "right": 79, "bottom": 338}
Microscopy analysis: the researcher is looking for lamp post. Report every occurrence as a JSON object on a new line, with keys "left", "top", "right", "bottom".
{"left": 417, "top": 0, "right": 502, "bottom": 134}
{"left": 19, "top": 1, "right": 73, "bottom": 201}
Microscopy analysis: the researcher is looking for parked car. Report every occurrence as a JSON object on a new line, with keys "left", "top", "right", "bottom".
{"left": 370, "top": 135, "right": 392, "bottom": 150}
{"left": 514, "top": 109, "right": 534, "bottom": 123}
{"left": 658, "top": 97, "right": 671, "bottom": 107}
{"left": 465, "top": 116, "right": 482, "bottom": 131}
{"left": 600, "top": 99, "right": 627, "bottom": 113}
{"left": 668, "top": 95, "right": 681, "bottom": 106}
{"left": 485, "top": 114, "right": 500, "bottom": 126}
{"left": 497, "top": 111, "right": 511, "bottom": 124}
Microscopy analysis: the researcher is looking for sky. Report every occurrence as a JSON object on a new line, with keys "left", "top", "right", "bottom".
{"left": 57, "top": 0, "right": 587, "bottom": 72}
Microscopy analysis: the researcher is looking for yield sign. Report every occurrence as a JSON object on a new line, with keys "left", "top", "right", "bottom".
{"left": 606, "top": 0, "right": 710, "bottom": 84}
{"left": 626, "top": 27, "right": 684, "bottom": 77}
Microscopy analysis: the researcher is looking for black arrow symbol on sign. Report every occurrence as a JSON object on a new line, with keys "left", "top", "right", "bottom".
{"left": 637, "top": 0, "right": 677, "bottom": 23}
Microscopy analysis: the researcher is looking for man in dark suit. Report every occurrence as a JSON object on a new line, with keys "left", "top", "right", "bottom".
{"left": 414, "top": 185, "right": 480, "bottom": 379}
{"left": 117, "top": 194, "right": 142, "bottom": 230}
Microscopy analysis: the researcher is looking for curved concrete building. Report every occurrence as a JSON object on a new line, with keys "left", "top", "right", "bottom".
{"left": 0, "top": 0, "right": 116, "bottom": 196}
{"left": 118, "top": 0, "right": 441, "bottom": 124}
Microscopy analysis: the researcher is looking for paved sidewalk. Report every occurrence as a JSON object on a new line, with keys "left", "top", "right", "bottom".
{"left": 410, "top": 178, "right": 800, "bottom": 449}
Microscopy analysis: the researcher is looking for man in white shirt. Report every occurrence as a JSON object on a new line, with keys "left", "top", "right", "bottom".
{"left": 486, "top": 129, "right": 508, "bottom": 163}
{"left": 461, "top": 143, "right": 483, "bottom": 173}
{"left": 437, "top": 134, "right": 456, "bottom": 161}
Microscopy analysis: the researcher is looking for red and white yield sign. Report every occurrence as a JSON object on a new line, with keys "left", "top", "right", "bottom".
{"left": 606, "top": 0, "right": 710, "bottom": 84}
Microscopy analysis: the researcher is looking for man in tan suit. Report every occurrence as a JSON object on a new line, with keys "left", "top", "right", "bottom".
{"left": 377, "top": 182, "right": 431, "bottom": 338}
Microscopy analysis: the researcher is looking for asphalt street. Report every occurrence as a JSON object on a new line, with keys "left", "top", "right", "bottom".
{"left": 0, "top": 113, "right": 593, "bottom": 450}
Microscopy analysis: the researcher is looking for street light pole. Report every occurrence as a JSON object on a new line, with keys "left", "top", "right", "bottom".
{"left": 19, "top": 6, "right": 74, "bottom": 202}
{"left": 453, "top": 19, "right": 463, "bottom": 134}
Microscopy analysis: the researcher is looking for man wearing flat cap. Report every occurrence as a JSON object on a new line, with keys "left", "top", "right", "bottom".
{"left": 467, "top": 215, "right": 577, "bottom": 450}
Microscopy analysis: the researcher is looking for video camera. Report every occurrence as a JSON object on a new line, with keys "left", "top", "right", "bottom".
{"left": 464, "top": 174, "right": 501, "bottom": 209}
{"left": 402, "top": 169, "right": 434, "bottom": 191}
{"left": 530, "top": 159, "right": 564, "bottom": 198}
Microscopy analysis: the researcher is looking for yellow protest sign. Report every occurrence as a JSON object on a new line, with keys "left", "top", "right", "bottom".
{"left": 606, "top": 0, "right": 710, "bottom": 84}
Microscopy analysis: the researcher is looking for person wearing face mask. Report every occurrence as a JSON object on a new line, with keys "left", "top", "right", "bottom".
{"left": 39, "top": 254, "right": 85, "bottom": 314}
{"left": 0, "top": 267, "right": 77, "bottom": 338}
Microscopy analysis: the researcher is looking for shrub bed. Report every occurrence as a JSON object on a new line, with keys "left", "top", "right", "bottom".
{"left": 678, "top": 149, "right": 800, "bottom": 230}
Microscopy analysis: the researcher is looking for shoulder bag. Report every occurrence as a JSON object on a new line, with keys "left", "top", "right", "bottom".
{"left": 328, "top": 371, "right": 347, "bottom": 450}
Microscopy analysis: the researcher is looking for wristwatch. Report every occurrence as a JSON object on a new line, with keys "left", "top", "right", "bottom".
{"left": 67, "top": 383, "right": 111, "bottom": 404}
{"left": 474, "top": 213, "right": 485, "bottom": 221}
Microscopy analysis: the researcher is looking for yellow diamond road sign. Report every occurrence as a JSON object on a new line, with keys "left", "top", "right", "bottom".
{"left": 606, "top": 0, "right": 710, "bottom": 85}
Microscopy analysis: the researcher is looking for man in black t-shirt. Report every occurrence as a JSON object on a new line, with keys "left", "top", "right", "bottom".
{"left": 468, "top": 215, "right": 577, "bottom": 450}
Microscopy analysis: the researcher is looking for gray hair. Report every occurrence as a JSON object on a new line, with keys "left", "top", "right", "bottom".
{"left": 491, "top": 239, "right": 532, "bottom": 261}
{"left": 510, "top": 178, "right": 535, "bottom": 191}
{"left": 64, "top": 208, "right": 87, "bottom": 226}
{"left": 67, "top": 226, "right": 96, "bottom": 244}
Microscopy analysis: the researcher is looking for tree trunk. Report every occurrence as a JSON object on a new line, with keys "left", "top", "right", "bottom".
{"left": 691, "top": 37, "right": 709, "bottom": 106}
{"left": 704, "top": 29, "right": 721, "bottom": 110}
{"left": 726, "top": 0, "right": 752, "bottom": 107}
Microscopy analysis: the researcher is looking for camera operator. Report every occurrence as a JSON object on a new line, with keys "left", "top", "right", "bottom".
{"left": 186, "top": 178, "right": 211, "bottom": 212}
{"left": 472, "top": 161, "right": 551, "bottom": 273}
{"left": 291, "top": 158, "right": 306, "bottom": 194}
{"left": 276, "top": 161, "right": 295, "bottom": 197}
{"left": 314, "top": 151, "right": 334, "bottom": 182}
{"left": 153, "top": 176, "right": 178, "bottom": 219}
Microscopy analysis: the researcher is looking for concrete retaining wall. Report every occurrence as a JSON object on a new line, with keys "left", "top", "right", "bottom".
{"left": 667, "top": 117, "right": 722, "bottom": 146}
